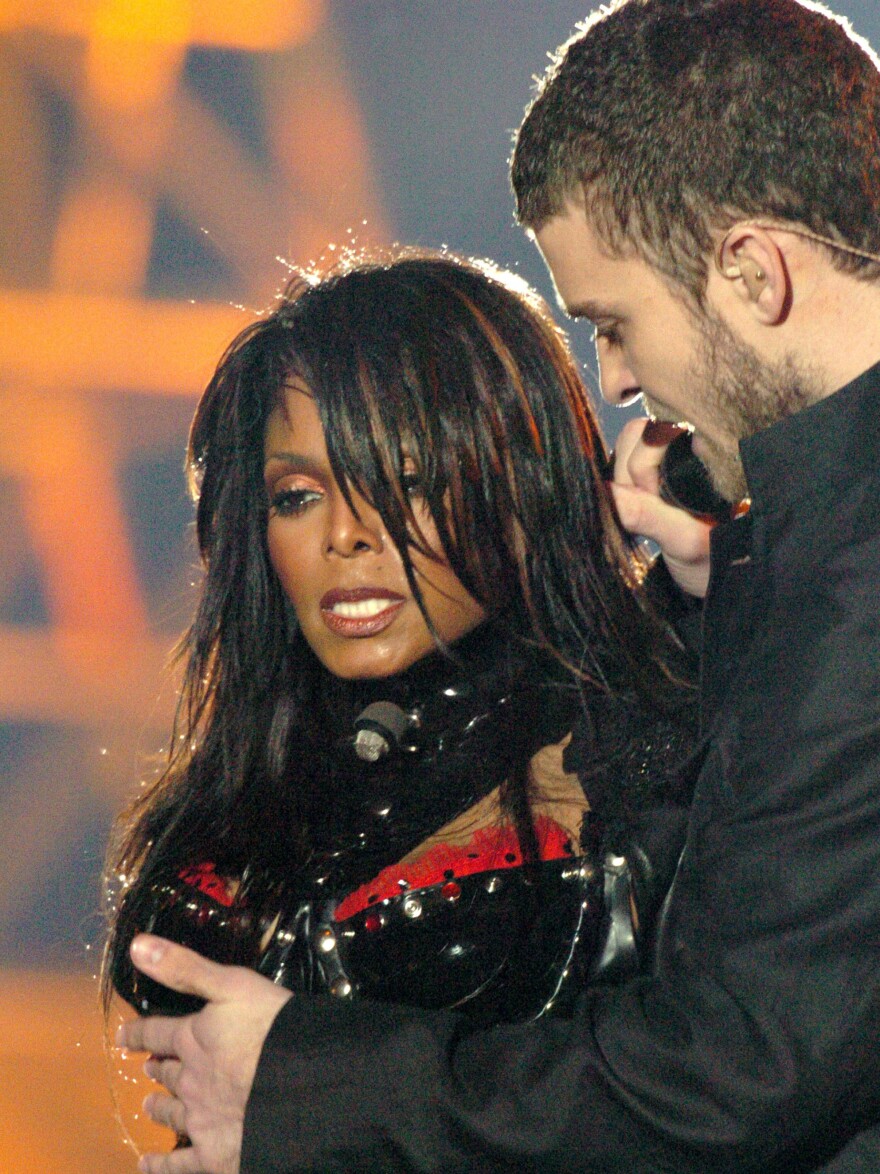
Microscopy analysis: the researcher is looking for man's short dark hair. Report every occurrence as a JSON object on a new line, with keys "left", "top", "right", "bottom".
{"left": 511, "top": 0, "right": 880, "bottom": 298}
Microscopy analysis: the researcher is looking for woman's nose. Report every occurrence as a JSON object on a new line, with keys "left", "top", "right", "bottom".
{"left": 325, "top": 489, "right": 385, "bottom": 557}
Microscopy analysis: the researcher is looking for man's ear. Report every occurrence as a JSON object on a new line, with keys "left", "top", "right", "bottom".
{"left": 715, "top": 224, "right": 789, "bottom": 324}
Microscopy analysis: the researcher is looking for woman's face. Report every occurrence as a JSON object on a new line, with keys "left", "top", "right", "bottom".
{"left": 264, "top": 386, "right": 487, "bottom": 680}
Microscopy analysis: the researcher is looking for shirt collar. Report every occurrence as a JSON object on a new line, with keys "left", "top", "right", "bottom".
{"left": 739, "top": 360, "right": 880, "bottom": 517}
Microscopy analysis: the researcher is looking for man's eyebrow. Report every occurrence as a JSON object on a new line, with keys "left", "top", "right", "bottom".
{"left": 564, "top": 299, "right": 611, "bottom": 322}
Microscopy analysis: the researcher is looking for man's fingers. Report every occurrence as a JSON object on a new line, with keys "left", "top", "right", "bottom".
{"left": 625, "top": 427, "right": 675, "bottom": 496}
{"left": 610, "top": 417, "right": 649, "bottom": 486}
{"left": 612, "top": 416, "right": 690, "bottom": 497}
{"left": 129, "top": 934, "right": 235, "bottom": 1003}
{"left": 118, "top": 1012, "right": 181, "bottom": 1058}
{"left": 138, "top": 1144, "right": 204, "bottom": 1174}
{"left": 145, "top": 1056, "right": 183, "bottom": 1095}
{"left": 612, "top": 482, "right": 712, "bottom": 561}
{"left": 144, "top": 1090, "right": 188, "bottom": 1136}
{"left": 612, "top": 482, "right": 712, "bottom": 597}
{"left": 611, "top": 417, "right": 663, "bottom": 494}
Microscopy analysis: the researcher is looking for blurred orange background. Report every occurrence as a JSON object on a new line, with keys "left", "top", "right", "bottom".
{"left": 0, "top": 1, "right": 397, "bottom": 1164}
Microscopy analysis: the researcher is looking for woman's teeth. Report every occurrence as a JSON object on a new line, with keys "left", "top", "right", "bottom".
{"left": 329, "top": 598, "right": 396, "bottom": 618}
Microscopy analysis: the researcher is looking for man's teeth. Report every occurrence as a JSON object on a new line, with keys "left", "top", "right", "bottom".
{"left": 330, "top": 598, "right": 397, "bottom": 618}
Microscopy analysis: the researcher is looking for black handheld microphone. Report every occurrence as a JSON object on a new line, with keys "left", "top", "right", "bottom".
{"left": 658, "top": 431, "right": 731, "bottom": 523}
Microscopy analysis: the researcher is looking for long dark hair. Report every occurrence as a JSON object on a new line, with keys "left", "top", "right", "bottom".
{"left": 103, "top": 249, "right": 688, "bottom": 1005}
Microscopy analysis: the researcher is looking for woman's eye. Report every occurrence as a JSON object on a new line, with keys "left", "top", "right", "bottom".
{"left": 269, "top": 486, "right": 323, "bottom": 517}
{"left": 400, "top": 469, "right": 424, "bottom": 497}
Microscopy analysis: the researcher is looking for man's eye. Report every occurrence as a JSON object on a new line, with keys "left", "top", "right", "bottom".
{"left": 594, "top": 323, "right": 623, "bottom": 347}
{"left": 270, "top": 487, "right": 322, "bottom": 517}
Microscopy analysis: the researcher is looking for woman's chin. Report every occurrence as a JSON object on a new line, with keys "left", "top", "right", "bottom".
{"left": 317, "top": 646, "right": 431, "bottom": 682}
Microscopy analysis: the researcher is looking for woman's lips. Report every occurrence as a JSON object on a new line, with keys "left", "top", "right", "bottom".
{"left": 319, "top": 587, "right": 406, "bottom": 638}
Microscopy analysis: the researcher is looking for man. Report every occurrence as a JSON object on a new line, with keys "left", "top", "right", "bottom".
{"left": 119, "top": 1, "right": 880, "bottom": 1170}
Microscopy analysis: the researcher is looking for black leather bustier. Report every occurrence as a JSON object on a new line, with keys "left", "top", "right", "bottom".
{"left": 110, "top": 626, "right": 695, "bottom": 1023}
{"left": 114, "top": 851, "right": 605, "bottom": 1026}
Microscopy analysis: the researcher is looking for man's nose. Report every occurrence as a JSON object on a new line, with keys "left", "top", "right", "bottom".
{"left": 597, "top": 339, "right": 641, "bottom": 406}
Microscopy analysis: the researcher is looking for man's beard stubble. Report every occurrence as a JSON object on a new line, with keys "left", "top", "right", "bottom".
{"left": 688, "top": 312, "right": 826, "bottom": 502}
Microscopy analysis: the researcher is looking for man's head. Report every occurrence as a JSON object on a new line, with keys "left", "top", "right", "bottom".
{"left": 512, "top": 0, "right": 880, "bottom": 298}
{"left": 534, "top": 205, "right": 825, "bottom": 501}
{"left": 512, "top": 0, "right": 880, "bottom": 500}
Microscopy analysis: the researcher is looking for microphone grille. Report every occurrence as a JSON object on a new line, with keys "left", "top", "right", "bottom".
{"left": 353, "top": 701, "right": 411, "bottom": 762}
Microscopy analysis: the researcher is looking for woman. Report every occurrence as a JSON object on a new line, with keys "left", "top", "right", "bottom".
{"left": 104, "top": 250, "right": 695, "bottom": 1027}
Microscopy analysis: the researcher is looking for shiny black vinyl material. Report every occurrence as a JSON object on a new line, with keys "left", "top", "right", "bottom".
{"left": 263, "top": 855, "right": 603, "bottom": 1024}
{"left": 121, "top": 852, "right": 604, "bottom": 1025}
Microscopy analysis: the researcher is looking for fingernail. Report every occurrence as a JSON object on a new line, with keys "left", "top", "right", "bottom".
{"left": 642, "top": 420, "right": 687, "bottom": 447}
{"left": 131, "top": 934, "right": 165, "bottom": 967}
